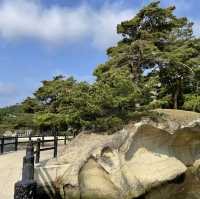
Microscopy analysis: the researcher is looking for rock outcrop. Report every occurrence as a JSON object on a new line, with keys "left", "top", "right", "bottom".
{"left": 35, "top": 109, "right": 200, "bottom": 199}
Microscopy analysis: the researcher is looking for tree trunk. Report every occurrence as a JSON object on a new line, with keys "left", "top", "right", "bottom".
{"left": 173, "top": 89, "right": 179, "bottom": 109}
{"left": 173, "top": 79, "right": 182, "bottom": 109}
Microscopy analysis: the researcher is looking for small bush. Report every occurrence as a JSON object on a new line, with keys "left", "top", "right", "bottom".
{"left": 182, "top": 94, "right": 200, "bottom": 112}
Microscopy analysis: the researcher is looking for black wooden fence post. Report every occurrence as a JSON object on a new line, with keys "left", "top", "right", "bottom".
{"left": 64, "top": 134, "right": 67, "bottom": 145}
{"left": 15, "top": 135, "right": 18, "bottom": 151}
{"left": 54, "top": 133, "right": 58, "bottom": 158}
{"left": 1, "top": 136, "right": 4, "bottom": 154}
{"left": 14, "top": 141, "right": 37, "bottom": 199}
{"left": 42, "top": 135, "right": 44, "bottom": 147}
{"left": 35, "top": 138, "right": 40, "bottom": 164}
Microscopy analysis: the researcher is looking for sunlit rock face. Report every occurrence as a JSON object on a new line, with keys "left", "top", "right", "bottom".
{"left": 39, "top": 109, "right": 200, "bottom": 199}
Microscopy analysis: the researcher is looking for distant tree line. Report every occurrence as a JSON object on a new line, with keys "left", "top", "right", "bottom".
{"left": 1, "top": 1, "right": 200, "bottom": 133}
{"left": 0, "top": 105, "right": 35, "bottom": 132}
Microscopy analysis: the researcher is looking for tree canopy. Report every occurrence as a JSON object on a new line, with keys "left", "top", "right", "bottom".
{"left": 1, "top": 1, "right": 200, "bottom": 133}
{"left": 94, "top": 1, "right": 200, "bottom": 110}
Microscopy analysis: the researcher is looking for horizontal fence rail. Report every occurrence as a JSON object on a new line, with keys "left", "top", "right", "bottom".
{"left": 0, "top": 134, "right": 73, "bottom": 154}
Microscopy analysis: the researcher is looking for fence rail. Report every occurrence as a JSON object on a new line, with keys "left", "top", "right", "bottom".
{"left": 34, "top": 134, "right": 58, "bottom": 163}
{"left": 14, "top": 133, "right": 73, "bottom": 198}
{"left": 0, "top": 134, "right": 72, "bottom": 154}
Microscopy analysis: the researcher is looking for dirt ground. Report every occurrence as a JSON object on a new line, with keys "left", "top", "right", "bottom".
{"left": 0, "top": 143, "right": 67, "bottom": 199}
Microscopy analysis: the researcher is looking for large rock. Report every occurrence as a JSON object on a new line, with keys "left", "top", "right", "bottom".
{"left": 35, "top": 109, "right": 200, "bottom": 199}
{"left": 79, "top": 158, "right": 120, "bottom": 199}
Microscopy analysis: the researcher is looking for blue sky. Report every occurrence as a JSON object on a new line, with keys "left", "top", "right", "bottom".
{"left": 0, "top": 0, "right": 199, "bottom": 107}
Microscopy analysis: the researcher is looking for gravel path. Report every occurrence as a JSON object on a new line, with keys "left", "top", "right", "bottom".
{"left": 0, "top": 144, "right": 66, "bottom": 199}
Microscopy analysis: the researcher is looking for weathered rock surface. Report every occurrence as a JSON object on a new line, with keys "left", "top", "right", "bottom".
{"left": 36, "top": 109, "right": 200, "bottom": 199}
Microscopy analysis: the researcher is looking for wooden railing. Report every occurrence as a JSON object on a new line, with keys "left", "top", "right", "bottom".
{"left": 0, "top": 134, "right": 72, "bottom": 155}
{"left": 0, "top": 136, "right": 18, "bottom": 153}
{"left": 34, "top": 134, "right": 68, "bottom": 163}
{"left": 14, "top": 134, "right": 73, "bottom": 198}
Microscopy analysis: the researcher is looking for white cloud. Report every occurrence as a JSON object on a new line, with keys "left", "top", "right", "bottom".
{"left": 0, "top": 80, "right": 38, "bottom": 107}
{"left": 158, "top": 0, "right": 200, "bottom": 36}
{"left": 74, "top": 74, "right": 96, "bottom": 83}
{"left": 0, "top": 0, "right": 135, "bottom": 49}
{"left": 192, "top": 20, "right": 200, "bottom": 36}
{"left": 90, "top": 4, "right": 134, "bottom": 49}
{"left": 162, "top": 0, "right": 193, "bottom": 13}
{"left": 52, "top": 69, "right": 96, "bottom": 83}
